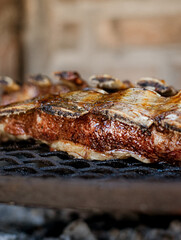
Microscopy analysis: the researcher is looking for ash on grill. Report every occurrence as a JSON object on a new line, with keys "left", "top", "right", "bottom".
{"left": 0, "top": 204, "right": 181, "bottom": 240}
{"left": 0, "top": 140, "right": 181, "bottom": 180}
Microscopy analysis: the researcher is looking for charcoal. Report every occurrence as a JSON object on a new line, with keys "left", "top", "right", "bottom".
{"left": 60, "top": 220, "right": 97, "bottom": 240}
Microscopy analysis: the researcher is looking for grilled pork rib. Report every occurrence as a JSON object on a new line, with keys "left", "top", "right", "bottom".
{"left": 0, "top": 72, "right": 88, "bottom": 106}
{"left": 0, "top": 72, "right": 177, "bottom": 107}
{"left": 0, "top": 88, "right": 180, "bottom": 163}
{"left": 90, "top": 75, "right": 177, "bottom": 96}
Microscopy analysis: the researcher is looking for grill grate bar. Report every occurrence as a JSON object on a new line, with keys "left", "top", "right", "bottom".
{"left": 0, "top": 140, "right": 180, "bottom": 179}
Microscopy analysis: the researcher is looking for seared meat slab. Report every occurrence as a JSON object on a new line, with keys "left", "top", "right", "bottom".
{"left": 0, "top": 88, "right": 180, "bottom": 163}
{"left": 0, "top": 72, "right": 87, "bottom": 106}
{"left": 1, "top": 71, "right": 177, "bottom": 107}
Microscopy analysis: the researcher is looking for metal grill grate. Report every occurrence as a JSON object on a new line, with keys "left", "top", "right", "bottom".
{"left": 0, "top": 140, "right": 181, "bottom": 179}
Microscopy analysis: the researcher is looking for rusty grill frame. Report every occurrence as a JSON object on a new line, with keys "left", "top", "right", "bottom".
{"left": 0, "top": 140, "right": 181, "bottom": 214}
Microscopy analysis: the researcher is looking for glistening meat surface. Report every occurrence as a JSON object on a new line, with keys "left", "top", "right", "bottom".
{"left": 0, "top": 72, "right": 87, "bottom": 106}
{"left": 0, "top": 88, "right": 180, "bottom": 163}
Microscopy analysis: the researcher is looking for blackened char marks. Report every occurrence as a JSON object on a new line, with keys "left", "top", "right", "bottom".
{"left": 1, "top": 110, "right": 180, "bottom": 163}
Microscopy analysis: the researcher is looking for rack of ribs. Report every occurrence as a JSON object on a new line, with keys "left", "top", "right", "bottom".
{"left": 0, "top": 85, "right": 180, "bottom": 163}
{"left": 1, "top": 71, "right": 177, "bottom": 106}
{"left": 0, "top": 71, "right": 88, "bottom": 106}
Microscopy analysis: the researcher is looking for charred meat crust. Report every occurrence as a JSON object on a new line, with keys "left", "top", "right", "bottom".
{"left": 137, "top": 78, "right": 177, "bottom": 97}
{"left": 0, "top": 88, "right": 180, "bottom": 162}
{"left": 89, "top": 75, "right": 134, "bottom": 92}
{"left": 54, "top": 71, "right": 88, "bottom": 89}
{"left": 1, "top": 110, "right": 180, "bottom": 162}
{"left": 0, "top": 73, "right": 178, "bottom": 107}
{"left": 0, "top": 72, "right": 88, "bottom": 106}
{"left": 0, "top": 76, "right": 20, "bottom": 93}
{"left": 0, "top": 88, "right": 180, "bottom": 129}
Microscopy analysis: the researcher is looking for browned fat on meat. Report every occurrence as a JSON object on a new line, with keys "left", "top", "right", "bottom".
{"left": 0, "top": 88, "right": 180, "bottom": 163}
{"left": 1, "top": 109, "right": 180, "bottom": 163}
{"left": 0, "top": 72, "right": 88, "bottom": 106}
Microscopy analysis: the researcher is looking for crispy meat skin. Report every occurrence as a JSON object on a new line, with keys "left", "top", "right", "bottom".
{"left": 1, "top": 73, "right": 177, "bottom": 107}
{"left": 0, "top": 72, "right": 88, "bottom": 106}
{"left": 1, "top": 111, "right": 180, "bottom": 162}
{"left": 1, "top": 84, "right": 70, "bottom": 106}
{"left": 0, "top": 88, "right": 180, "bottom": 163}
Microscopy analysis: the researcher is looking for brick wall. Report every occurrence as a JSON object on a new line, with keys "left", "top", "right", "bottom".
{"left": 2, "top": 0, "right": 181, "bottom": 88}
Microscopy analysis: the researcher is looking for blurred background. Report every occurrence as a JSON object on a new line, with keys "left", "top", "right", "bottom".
{"left": 0, "top": 0, "right": 181, "bottom": 88}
